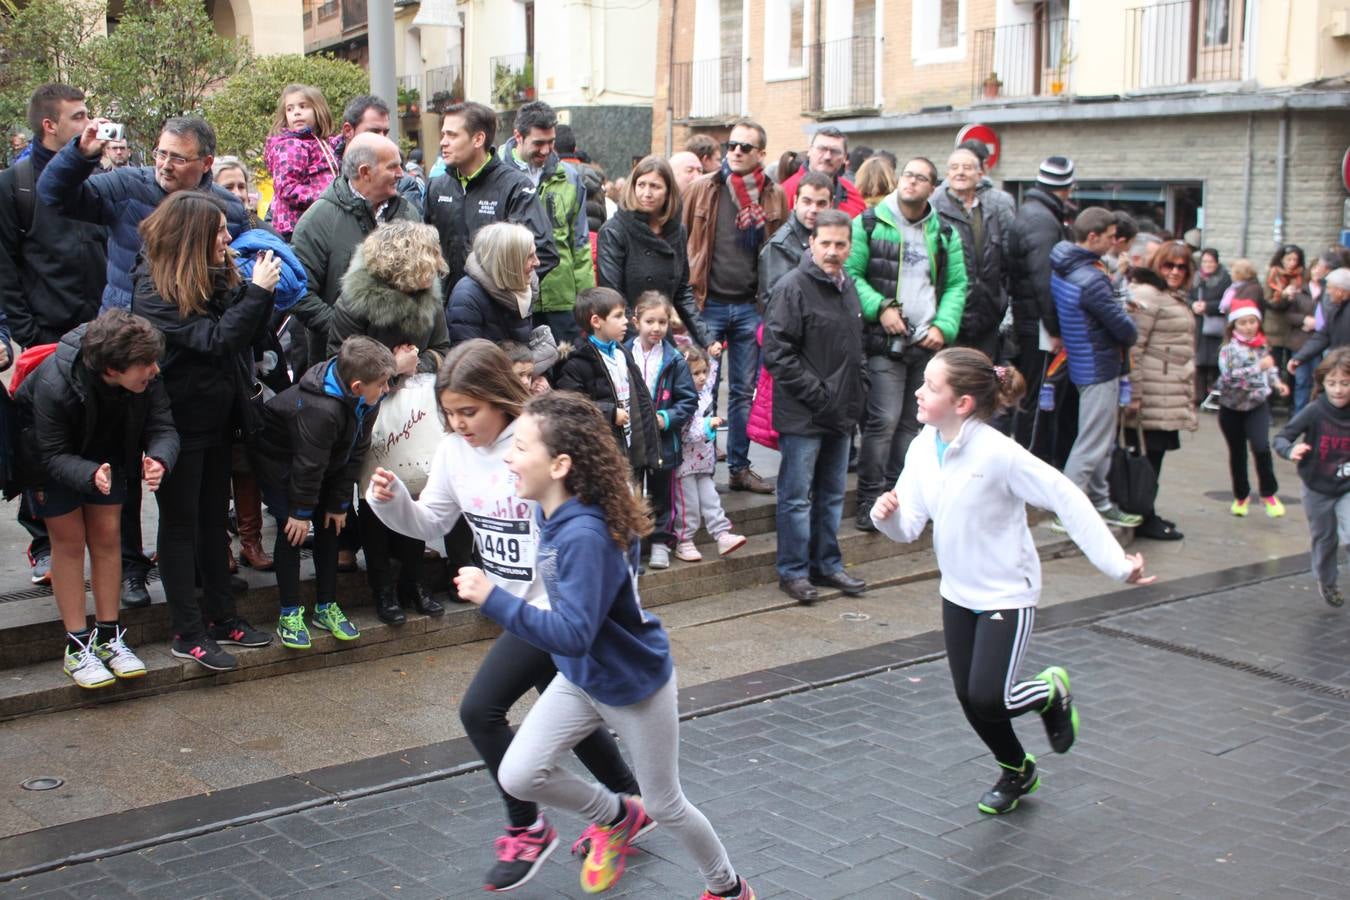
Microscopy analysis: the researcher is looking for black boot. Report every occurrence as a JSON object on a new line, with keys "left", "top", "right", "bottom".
{"left": 374, "top": 586, "right": 406, "bottom": 625}
{"left": 399, "top": 582, "right": 445, "bottom": 617}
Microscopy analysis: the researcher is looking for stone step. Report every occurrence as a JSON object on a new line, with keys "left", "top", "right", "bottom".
{"left": 0, "top": 483, "right": 862, "bottom": 671}
{"left": 0, "top": 514, "right": 1122, "bottom": 722}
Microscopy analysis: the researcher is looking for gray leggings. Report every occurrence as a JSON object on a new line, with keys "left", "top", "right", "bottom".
{"left": 1303, "top": 485, "right": 1350, "bottom": 589}
{"left": 497, "top": 671, "right": 737, "bottom": 894}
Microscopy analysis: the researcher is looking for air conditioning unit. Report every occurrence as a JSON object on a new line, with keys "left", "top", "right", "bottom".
{"left": 1332, "top": 8, "right": 1350, "bottom": 37}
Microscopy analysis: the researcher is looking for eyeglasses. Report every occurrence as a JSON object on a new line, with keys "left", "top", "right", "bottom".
{"left": 1159, "top": 261, "right": 1189, "bottom": 272}
{"left": 900, "top": 170, "right": 932, "bottom": 184}
{"left": 812, "top": 145, "right": 845, "bottom": 157}
{"left": 152, "top": 148, "right": 201, "bottom": 166}
{"left": 723, "top": 140, "right": 761, "bottom": 154}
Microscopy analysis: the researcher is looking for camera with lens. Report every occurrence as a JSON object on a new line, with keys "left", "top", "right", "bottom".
{"left": 886, "top": 310, "right": 915, "bottom": 357}
{"left": 96, "top": 122, "right": 125, "bottom": 142}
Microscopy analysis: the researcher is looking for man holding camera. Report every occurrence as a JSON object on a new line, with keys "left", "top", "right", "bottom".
{"left": 846, "top": 155, "right": 967, "bottom": 531}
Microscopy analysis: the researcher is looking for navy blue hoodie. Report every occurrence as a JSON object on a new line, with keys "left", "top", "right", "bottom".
{"left": 480, "top": 498, "right": 672, "bottom": 705}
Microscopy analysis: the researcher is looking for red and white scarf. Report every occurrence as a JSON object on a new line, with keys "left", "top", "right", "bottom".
{"left": 722, "top": 161, "right": 768, "bottom": 249}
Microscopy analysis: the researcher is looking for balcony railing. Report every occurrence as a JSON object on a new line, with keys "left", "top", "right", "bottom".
{"left": 971, "top": 18, "right": 1077, "bottom": 101}
{"left": 341, "top": 0, "right": 366, "bottom": 32}
{"left": 1125, "top": 0, "right": 1243, "bottom": 91}
{"left": 802, "top": 37, "right": 878, "bottom": 116}
{"left": 397, "top": 74, "right": 422, "bottom": 117}
{"left": 425, "top": 65, "right": 463, "bottom": 114}
{"left": 671, "top": 57, "right": 741, "bottom": 122}
{"left": 491, "top": 53, "right": 534, "bottom": 110}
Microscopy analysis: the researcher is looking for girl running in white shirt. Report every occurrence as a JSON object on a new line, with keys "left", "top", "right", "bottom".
{"left": 871, "top": 347, "right": 1154, "bottom": 815}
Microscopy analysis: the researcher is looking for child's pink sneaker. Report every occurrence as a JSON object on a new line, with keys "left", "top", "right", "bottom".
{"left": 716, "top": 532, "right": 747, "bottom": 556}
{"left": 674, "top": 540, "right": 703, "bottom": 562}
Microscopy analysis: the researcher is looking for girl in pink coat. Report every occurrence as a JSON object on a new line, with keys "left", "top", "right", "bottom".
{"left": 263, "top": 84, "right": 342, "bottom": 239}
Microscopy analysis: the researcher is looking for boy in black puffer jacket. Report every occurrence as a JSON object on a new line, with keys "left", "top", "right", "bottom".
{"left": 252, "top": 336, "right": 395, "bottom": 651}
{"left": 554, "top": 287, "right": 663, "bottom": 478}
{"left": 14, "top": 310, "right": 179, "bottom": 689}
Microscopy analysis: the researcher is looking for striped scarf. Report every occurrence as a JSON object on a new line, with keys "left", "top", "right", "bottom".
{"left": 722, "top": 160, "right": 768, "bottom": 250}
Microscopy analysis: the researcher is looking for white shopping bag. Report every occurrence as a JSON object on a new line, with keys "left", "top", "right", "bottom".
{"left": 359, "top": 373, "right": 441, "bottom": 498}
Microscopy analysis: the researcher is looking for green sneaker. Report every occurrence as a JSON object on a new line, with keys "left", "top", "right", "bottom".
{"left": 1036, "top": 666, "right": 1079, "bottom": 753}
{"left": 978, "top": 754, "right": 1039, "bottom": 815}
{"left": 312, "top": 602, "right": 359, "bottom": 641}
{"left": 1048, "top": 516, "right": 1067, "bottom": 534}
{"left": 1097, "top": 504, "right": 1143, "bottom": 528}
{"left": 277, "top": 607, "right": 311, "bottom": 649}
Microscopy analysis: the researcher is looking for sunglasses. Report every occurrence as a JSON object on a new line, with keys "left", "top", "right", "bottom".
{"left": 723, "top": 140, "right": 761, "bottom": 154}
{"left": 1159, "top": 261, "right": 1189, "bottom": 272}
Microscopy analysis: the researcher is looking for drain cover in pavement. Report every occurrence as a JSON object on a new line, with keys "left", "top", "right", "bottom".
{"left": 839, "top": 612, "right": 870, "bottom": 622}
{"left": 21, "top": 777, "right": 63, "bottom": 791}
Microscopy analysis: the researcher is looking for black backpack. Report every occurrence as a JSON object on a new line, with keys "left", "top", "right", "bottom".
{"left": 11, "top": 158, "right": 37, "bottom": 236}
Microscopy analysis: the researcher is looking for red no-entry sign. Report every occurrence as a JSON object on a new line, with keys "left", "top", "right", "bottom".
{"left": 1342, "top": 146, "right": 1350, "bottom": 193}
{"left": 956, "top": 123, "right": 1001, "bottom": 171}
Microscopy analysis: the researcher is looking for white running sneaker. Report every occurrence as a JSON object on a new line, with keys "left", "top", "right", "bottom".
{"left": 63, "top": 635, "right": 116, "bottom": 689}
{"left": 716, "top": 532, "right": 747, "bottom": 556}
{"left": 649, "top": 544, "right": 670, "bottom": 570}
{"left": 95, "top": 626, "right": 147, "bottom": 679}
{"left": 674, "top": 540, "right": 703, "bottom": 562}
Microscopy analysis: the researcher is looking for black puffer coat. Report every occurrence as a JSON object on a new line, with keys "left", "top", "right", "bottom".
{"left": 596, "top": 208, "right": 709, "bottom": 346}
{"left": 933, "top": 186, "right": 1008, "bottom": 352}
{"left": 1007, "top": 187, "right": 1070, "bottom": 338}
{"left": 553, "top": 339, "right": 663, "bottom": 472}
{"left": 14, "top": 323, "right": 179, "bottom": 493}
{"left": 131, "top": 261, "right": 276, "bottom": 451}
{"left": 251, "top": 360, "right": 378, "bottom": 521}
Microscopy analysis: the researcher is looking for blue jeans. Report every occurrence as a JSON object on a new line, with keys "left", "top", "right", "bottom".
{"left": 699, "top": 299, "right": 760, "bottom": 473}
{"left": 1293, "top": 350, "right": 1319, "bottom": 414}
{"left": 775, "top": 431, "right": 850, "bottom": 580}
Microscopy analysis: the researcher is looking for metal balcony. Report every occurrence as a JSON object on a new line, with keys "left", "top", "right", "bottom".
{"left": 1125, "top": 0, "right": 1244, "bottom": 91}
{"left": 671, "top": 56, "right": 742, "bottom": 123}
{"left": 970, "top": 18, "right": 1077, "bottom": 101}
{"left": 802, "top": 36, "right": 879, "bottom": 117}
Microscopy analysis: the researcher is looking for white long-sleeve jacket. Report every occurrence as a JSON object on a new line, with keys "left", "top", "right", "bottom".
{"left": 365, "top": 420, "right": 549, "bottom": 609}
{"left": 871, "top": 417, "right": 1134, "bottom": 611}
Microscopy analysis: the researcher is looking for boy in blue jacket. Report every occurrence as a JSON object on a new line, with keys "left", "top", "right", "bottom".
{"left": 1050, "top": 206, "right": 1140, "bottom": 528}
{"left": 455, "top": 392, "right": 755, "bottom": 900}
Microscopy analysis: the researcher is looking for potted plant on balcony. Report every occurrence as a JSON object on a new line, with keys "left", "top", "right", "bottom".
{"left": 397, "top": 85, "right": 420, "bottom": 117}
{"left": 982, "top": 72, "right": 1002, "bottom": 99}
{"left": 1049, "top": 27, "right": 1075, "bottom": 96}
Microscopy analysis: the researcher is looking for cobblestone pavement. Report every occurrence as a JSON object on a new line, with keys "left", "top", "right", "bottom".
{"left": 6, "top": 574, "right": 1349, "bottom": 899}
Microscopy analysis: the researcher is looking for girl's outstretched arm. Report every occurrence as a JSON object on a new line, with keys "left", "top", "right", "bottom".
{"left": 871, "top": 465, "right": 930, "bottom": 544}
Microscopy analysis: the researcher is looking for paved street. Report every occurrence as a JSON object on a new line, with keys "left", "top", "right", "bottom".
{"left": 5, "top": 571, "right": 1348, "bottom": 899}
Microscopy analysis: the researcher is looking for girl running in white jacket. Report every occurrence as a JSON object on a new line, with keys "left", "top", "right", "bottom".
{"left": 871, "top": 347, "right": 1154, "bottom": 815}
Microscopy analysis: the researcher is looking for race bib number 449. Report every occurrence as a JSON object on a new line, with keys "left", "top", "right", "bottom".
{"left": 464, "top": 512, "right": 534, "bottom": 583}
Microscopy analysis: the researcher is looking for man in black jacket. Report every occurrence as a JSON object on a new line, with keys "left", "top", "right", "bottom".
{"left": 758, "top": 170, "right": 833, "bottom": 307}
{"left": 424, "top": 102, "right": 556, "bottom": 293}
{"left": 763, "top": 210, "right": 867, "bottom": 605}
{"left": 1007, "top": 156, "right": 1074, "bottom": 454}
{"left": 0, "top": 84, "right": 107, "bottom": 586}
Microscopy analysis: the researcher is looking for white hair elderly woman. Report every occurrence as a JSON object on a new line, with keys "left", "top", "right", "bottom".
{"left": 1291, "top": 268, "right": 1350, "bottom": 374}
{"left": 445, "top": 222, "right": 539, "bottom": 346}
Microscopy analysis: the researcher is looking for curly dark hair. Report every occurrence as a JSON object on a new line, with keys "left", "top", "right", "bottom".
{"left": 524, "top": 392, "right": 652, "bottom": 548}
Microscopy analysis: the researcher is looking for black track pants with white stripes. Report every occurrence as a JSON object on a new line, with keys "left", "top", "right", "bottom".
{"left": 942, "top": 599, "right": 1050, "bottom": 767}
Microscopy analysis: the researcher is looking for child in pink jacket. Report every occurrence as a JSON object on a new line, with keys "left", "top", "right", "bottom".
{"left": 263, "top": 84, "right": 342, "bottom": 239}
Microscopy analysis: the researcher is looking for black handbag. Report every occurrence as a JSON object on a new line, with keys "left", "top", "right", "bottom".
{"left": 1108, "top": 414, "right": 1157, "bottom": 516}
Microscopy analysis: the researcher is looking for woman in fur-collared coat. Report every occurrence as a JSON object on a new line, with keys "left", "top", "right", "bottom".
{"left": 329, "top": 222, "right": 451, "bottom": 626}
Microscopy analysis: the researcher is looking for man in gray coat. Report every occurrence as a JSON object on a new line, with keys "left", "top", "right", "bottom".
{"left": 289, "top": 133, "right": 419, "bottom": 366}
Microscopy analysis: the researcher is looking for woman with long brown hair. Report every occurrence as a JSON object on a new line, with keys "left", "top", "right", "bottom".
{"left": 132, "top": 191, "right": 282, "bottom": 672}
{"left": 597, "top": 155, "right": 713, "bottom": 348}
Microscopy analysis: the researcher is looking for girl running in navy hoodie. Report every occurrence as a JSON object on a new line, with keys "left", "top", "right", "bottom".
{"left": 871, "top": 348, "right": 1154, "bottom": 816}
{"left": 455, "top": 391, "right": 755, "bottom": 899}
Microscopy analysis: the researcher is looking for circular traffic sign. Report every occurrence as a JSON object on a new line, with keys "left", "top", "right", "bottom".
{"left": 956, "top": 123, "right": 1000, "bottom": 171}
{"left": 1343, "top": 146, "right": 1350, "bottom": 193}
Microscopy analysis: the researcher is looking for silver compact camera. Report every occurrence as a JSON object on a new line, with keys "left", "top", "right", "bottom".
{"left": 96, "top": 122, "right": 125, "bottom": 142}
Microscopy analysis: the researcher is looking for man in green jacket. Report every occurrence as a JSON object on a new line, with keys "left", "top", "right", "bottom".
{"left": 500, "top": 101, "right": 593, "bottom": 343}
{"left": 290, "top": 133, "right": 419, "bottom": 368}
{"left": 845, "top": 155, "right": 968, "bottom": 530}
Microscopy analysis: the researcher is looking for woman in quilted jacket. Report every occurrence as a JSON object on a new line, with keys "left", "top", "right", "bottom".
{"left": 263, "top": 84, "right": 342, "bottom": 240}
{"left": 1124, "top": 240, "right": 1197, "bottom": 541}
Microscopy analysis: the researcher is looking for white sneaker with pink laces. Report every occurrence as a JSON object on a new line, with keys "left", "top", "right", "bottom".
{"left": 716, "top": 532, "right": 747, "bottom": 556}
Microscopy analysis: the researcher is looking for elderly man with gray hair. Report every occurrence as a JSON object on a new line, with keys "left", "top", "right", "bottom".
{"left": 1290, "top": 268, "right": 1350, "bottom": 374}
{"left": 290, "top": 132, "right": 418, "bottom": 366}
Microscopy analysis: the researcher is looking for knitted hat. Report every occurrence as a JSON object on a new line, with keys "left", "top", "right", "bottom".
{"left": 1037, "top": 156, "right": 1075, "bottom": 188}
{"left": 1228, "top": 299, "right": 1262, "bottom": 323}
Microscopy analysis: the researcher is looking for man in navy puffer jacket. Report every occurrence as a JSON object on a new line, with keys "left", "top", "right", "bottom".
{"left": 1050, "top": 206, "right": 1140, "bottom": 527}
{"left": 37, "top": 115, "right": 246, "bottom": 313}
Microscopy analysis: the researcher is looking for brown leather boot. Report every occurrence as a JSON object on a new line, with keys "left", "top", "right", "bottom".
{"left": 233, "top": 473, "right": 274, "bottom": 572}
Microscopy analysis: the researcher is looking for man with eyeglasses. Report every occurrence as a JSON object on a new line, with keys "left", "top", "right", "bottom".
{"left": 683, "top": 118, "right": 787, "bottom": 494}
{"left": 37, "top": 113, "right": 247, "bottom": 609}
{"left": 780, "top": 126, "right": 864, "bottom": 218}
{"left": 846, "top": 156, "right": 967, "bottom": 531}
{"left": 934, "top": 147, "right": 1008, "bottom": 358}
{"left": 38, "top": 114, "right": 246, "bottom": 314}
